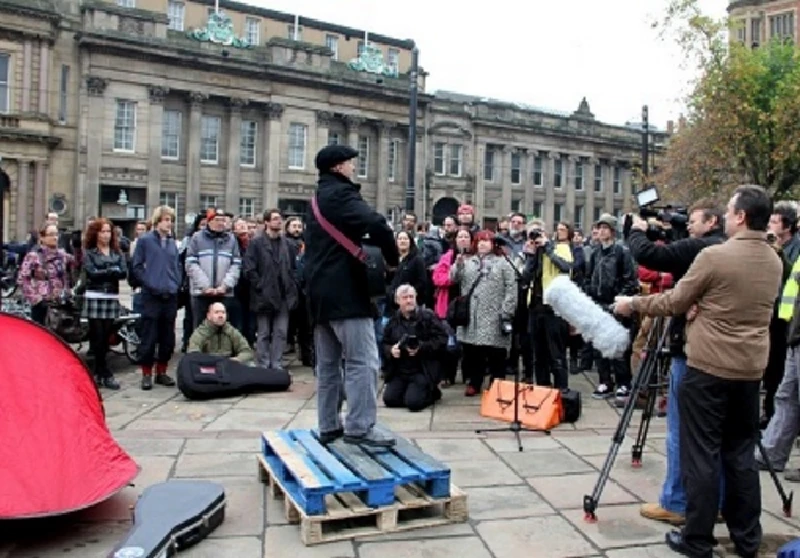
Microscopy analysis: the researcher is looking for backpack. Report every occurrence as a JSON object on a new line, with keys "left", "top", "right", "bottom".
{"left": 420, "top": 237, "right": 443, "bottom": 269}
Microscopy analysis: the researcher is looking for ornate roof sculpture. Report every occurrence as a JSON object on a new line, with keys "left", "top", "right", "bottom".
{"left": 348, "top": 43, "right": 398, "bottom": 78}
{"left": 187, "top": 10, "right": 251, "bottom": 49}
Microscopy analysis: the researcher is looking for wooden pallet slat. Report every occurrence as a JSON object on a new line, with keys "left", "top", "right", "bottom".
{"left": 292, "top": 430, "right": 364, "bottom": 490}
{"left": 326, "top": 440, "right": 396, "bottom": 507}
{"left": 257, "top": 454, "right": 469, "bottom": 546}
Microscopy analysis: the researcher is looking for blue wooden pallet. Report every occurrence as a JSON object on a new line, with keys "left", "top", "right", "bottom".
{"left": 260, "top": 425, "right": 451, "bottom": 516}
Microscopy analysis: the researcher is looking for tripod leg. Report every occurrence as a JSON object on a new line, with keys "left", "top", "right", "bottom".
{"left": 631, "top": 357, "right": 667, "bottom": 468}
{"left": 756, "top": 438, "right": 794, "bottom": 517}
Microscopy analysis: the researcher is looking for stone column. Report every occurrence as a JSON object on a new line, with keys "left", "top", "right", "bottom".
{"left": 585, "top": 158, "right": 598, "bottom": 229}
{"left": 21, "top": 40, "right": 32, "bottom": 112}
{"left": 15, "top": 161, "right": 30, "bottom": 240}
{"left": 38, "top": 41, "right": 50, "bottom": 114}
{"left": 605, "top": 162, "right": 616, "bottom": 214}
{"left": 344, "top": 115, "right": 364, "bottom": 149}
{"left": 565, "top": 155, "right": 577, "bottom": 224}
{"left": 146, "top": 85, "right": 168, "bottom": 215}
{"left": 475, "top": 143, "right": 487, "bottom": 224}
{"left": 500, "top": 146, "right": 512, "bottom": 217}
{"left": 225, "top": 97, "right": 248, "bottom": 212}
{"left": 261, "top": 102, "right": 284, "bottom": 211}
{"left": 185, "top": 91, "right": 207, "bottom": 216}
{"left": 315, "top": 110, "right": 332, "bottom": 154}
{"left": 376, "top": 121, "right": 395, "bottom": 215}
{"left": 622, "top": 163, "right": 634, "bottom": 212}
{"left": 523, "top": 150, "right": 534, "bottom": 215}
{"left": 85, "top": 76, "right": 107, "bottom": 223}
{"left": 545, "top": 152, "right": 558, "bottom": 227}
{"left": 33, "top": 160, "right": 47, "bottom": 226}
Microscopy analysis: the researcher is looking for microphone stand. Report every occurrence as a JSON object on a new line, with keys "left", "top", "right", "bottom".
{"left": 475, "top": 240, "right": 552, "bottom": 452}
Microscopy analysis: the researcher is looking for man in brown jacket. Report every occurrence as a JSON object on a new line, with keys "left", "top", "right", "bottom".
{"left": 614, "top": 185, "right": 782, "bottom": 558}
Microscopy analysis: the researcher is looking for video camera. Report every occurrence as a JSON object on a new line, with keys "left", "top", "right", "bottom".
{"left": 624, "top": 186, "right": 689, "bottom": 242}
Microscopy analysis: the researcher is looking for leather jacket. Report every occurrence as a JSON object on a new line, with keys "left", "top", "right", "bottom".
{"left": 83, "top": 248, "right": 127, "bottom": 294}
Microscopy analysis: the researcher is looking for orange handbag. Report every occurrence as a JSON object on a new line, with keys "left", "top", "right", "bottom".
{"left": 480, "top": 379, "right": 564, "bottom": 431}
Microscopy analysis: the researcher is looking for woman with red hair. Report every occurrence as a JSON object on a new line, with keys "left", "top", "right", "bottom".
{"left": 81, "top": 218, "right": 128, "bottom": 390}
{"left": 449, "top": 229, "right": 518, "bottom": 396}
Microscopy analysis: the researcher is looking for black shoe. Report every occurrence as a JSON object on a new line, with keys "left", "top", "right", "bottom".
{"left": 344, "top": 429, "right": 396, "bottom": 448}
{"left": 141, "top": 375, "right": 153, "bottom": 391}
{"left": 318, "top": 428, "right": 344, "bottom": 444}
{"left": 664, "top": 530, "right": 711, "bottom": 558}
{"left": 155, "top": 374, "right": 176, "bottom": 387}
{"left": 101, "top": 376, "right": 121, "bottom": 390}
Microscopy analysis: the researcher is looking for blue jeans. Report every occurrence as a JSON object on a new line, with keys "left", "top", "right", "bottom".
{"left": 660, "top": 356, "right": 724, "bottom": 514}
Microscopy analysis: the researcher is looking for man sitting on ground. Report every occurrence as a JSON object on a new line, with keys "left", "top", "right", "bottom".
{"left": 188, "top": 302, "right": 254, "bottom": 363}
{"left": 382, "top": 284, "right": 447, "bottom": 411}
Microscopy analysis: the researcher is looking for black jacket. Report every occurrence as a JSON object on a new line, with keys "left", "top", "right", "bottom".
{"left": 83, "top": 248, "right": 127, "bottom": 294}
{"left": 584, "top": 243, "right": 639, "bottom": 305}
{"left": 627, "top": 228, "right": 725, "bottom": 356}
{"left": 384, "top": 250, "right": 428, "bottom": 317}
{"left": 381, "top": 307, "right": 448, "bottom": 383}
{"left": 304, "top": 171, "right": 399, "bottom": 323}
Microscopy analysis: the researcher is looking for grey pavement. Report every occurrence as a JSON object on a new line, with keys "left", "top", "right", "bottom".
{"left": 1, "top": 307, "right": 799, "bottom": 556}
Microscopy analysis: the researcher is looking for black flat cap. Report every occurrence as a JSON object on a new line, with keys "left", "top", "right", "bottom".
{"left": 315, "top": 144, "right": 359, "bottom": 172}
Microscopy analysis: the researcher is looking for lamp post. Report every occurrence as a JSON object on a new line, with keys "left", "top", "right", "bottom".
{"left": 405, "top": 46, "right": 419, "bottom": 212}
{"left": 641, "top": 105, "right": 650, "bottom": 181}
{"left": 0, "top": 164, "right": 9, "bottom": 305}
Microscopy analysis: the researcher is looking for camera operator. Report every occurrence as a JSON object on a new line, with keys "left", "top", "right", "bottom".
{"left": 625, "top": 198, "right": 724, "bottom": 526}
{"left": 382, "top": 284, "right": 448, "bottom": 412}
{"left": 522, "top": 220, "right": 574, "bottom": 389}
{"left": 583, "top": 214, "right": 638, "bottom": 399}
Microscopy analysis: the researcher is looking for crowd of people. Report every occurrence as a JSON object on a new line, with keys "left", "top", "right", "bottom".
{"left": 8, "top": 140, "right": 800, "bottom": 556}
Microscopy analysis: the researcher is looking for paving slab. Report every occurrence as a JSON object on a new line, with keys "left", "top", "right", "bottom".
{"left": 199, "top": 477, "right": 265, "bottom": 537}
{"left": 173, "top": 452, "right": 255, "bottom": 478}
{"left": 118, "top": 437, "right": 185, "bottom": 456}
{"left": 500, "top": 448, "right": 596, "bottom": 477}
{"left": 448, "top": 458, "right": 522, "bottom": 487}
{"left": 465, "top": 484, "right": 555, "bottom": 520}
{"left": 359, "top": 536, "right": 491, "bottom": 558}
{"left": 476, "top": 516, "right": 598, "bottom": 558}
{"left": 528, "top": 472, "right": 639, "bottom": 509}
{"left": 183, "top": 437, "right": 261, "bottom": 454}
{"left": 203, "top": 409, "right": 294, "bottom": 431}
{"left": 182, "top": 536, "right": 263, "bottom": 557}
{"left": 482, "top": 432, "right": 562, "bottom": 452}
{"left": 566, "top": 503, "right": 672, "bottom": 549}
{"left": 412, "top": 437, "right": 496, "bottom": 461}
{"left": 263, "top": 525, "right": 355, "bottom": 557}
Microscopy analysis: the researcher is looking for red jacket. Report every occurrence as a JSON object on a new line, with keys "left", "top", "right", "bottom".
{"left": 638, "top": 265, "right": 673, "bottom": 293}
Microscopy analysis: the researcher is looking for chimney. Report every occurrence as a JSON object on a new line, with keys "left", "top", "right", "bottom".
{"left": 666, "top": 120, "right": 674, "bottom": 134}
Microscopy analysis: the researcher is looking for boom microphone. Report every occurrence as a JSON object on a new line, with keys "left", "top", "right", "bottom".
{"left": 543, "top": 276, "right": 630, "bottom": 359}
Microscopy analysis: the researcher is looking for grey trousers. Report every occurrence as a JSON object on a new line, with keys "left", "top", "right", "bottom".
{"left": 759, "top": 346, "right": 800, "bottom": 469}
{"left": 315, "top": 317, "right": 380, "bottom": 437}
{"left": 256, "top": 304, "right": 290, "bottom": 369}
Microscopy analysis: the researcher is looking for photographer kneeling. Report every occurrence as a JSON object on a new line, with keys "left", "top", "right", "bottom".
{"left": 382, "top": 284, "right": 448, "bottom": 412}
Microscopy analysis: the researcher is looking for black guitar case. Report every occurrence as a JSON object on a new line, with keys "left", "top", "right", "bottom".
{"left": 107, "top": 480, "right": 225, "bottom": 558}
{"left": 176, "top": 353, "right": 292, "bottom": 401}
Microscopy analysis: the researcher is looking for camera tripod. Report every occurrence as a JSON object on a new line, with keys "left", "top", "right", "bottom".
{"left": 475, "top": 245, "right": 553, "bottom": 452}
{"left": 583, "top": 315, "right": 794, "bottom": 522}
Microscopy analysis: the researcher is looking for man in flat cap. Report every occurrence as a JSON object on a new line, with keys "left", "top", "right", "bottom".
{"left": 304, "top": 144, "right": 399, "bottom": 447}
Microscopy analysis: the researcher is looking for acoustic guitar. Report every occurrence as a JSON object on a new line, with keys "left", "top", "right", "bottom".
{"left": 108, "top": 480, "right": 226, "bottom": 558}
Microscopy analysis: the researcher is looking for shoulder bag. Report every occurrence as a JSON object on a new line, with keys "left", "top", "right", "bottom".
{"left": 446, "top": 265, "right": 484, "bottom": 328}
{"left": 311, "top": 196, "right": 386, "bottom": 298}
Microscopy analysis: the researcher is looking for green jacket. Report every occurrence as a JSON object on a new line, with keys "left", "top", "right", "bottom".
{"left": 187, "top": 320, "right": 254, "bottom": 363}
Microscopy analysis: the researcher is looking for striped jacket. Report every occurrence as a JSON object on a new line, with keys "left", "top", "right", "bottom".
{"left": 184, "top": 228, "right": 241, "bottom": 297}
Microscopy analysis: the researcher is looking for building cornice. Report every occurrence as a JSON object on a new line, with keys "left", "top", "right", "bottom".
{"left": 80, "top": 0, "right": 169, "bottom": 24}
{"left": 0, "top": 129, "right": 61, "bottom": 147}
{"left": 75, "top": 31, "right": 433, "bottom": 106}
{"left": 0, "top": 0, "right": 60, "bottom": 24}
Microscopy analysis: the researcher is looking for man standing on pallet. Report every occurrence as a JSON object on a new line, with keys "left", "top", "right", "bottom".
{"left": 304, "top": 144, "right": 399, "bottom": 448}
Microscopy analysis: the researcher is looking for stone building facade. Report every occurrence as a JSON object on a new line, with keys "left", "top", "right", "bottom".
{"left": 729, "top": 0, "right": 798, "bottom": 47}
{"left": 0, "top": 0, "right": 666, "bottom": 240}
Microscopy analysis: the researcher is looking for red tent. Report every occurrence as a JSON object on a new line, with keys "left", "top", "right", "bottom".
{"left": 0, "top": 312, "right": 139, "bottom": 518}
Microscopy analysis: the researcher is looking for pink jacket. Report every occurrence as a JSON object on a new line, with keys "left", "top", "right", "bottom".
{"left": 432, "top": 250, "right": 456, "bottom": 319}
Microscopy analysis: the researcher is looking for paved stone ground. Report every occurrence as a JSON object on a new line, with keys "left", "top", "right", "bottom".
{"left": 1, "top": 304, "right": 799, "bottom": 557}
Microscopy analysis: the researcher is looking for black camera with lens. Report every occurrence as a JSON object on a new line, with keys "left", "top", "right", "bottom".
{"left": 398, "top": 334, "right": 420, "bottom": 352}
{"left": 528, "top": 229, "right": 541, "bottom": 241}
{"left": 624, "top": 186, "right": 689, "bottom": 243}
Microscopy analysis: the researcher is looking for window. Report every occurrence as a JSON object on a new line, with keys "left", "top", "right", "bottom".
{"left": 387, "top": 48, "right": 399, "bottom": 73}
{"left": 200, "top": 195, "right": 218, "bottom": 210}
{"left": 245, "top": 18, "right": 259, "bottom": 46}
{"left": 511, "top": 199, "right": 522, "bottom": 212}
{"left": 200, "top": 115, "right": 221, "bottom": 164}
{"left": 433, "top": 142, "right": 445, "bottom": 175}
{"left": 239, "top": 197, "right": 255, "bottom": 218}
{"left": 357, "top": 135, "right": 370, "bottom": 177}
{"left": 593, "top": 163, "right": 603, "bottom": 192}
{"left": 735, "top": 20, "right": 746, "bottom": 43}
{"left": 448, "top": 145, "right": 463, "bottom": 177}
{"left": 161, "top": 110, "right": 181, "bottom": 159}
{"left": 613, "top": 166, "right": 621, "bottom": 194}
{"left": 240, "top": 120, "right": 257, "bottom": 167}
{"left": 769, "top": 12, "right": 794, "bottom": 41}
{"left": 751, "top": 18, "right": 761, "bottom": 46}
{"left": 553, "top": 203, "right": 564, "bottom": 223}
{"left": 159, "top": 192, "right": 179, "bottom": 214}
{"left": 325, "top": 35, "right": 338, "bottom": 60}
{"left": 553, "top": 157, "right": 563, "bottom": 188}
{"left": 484, "top": 149, "right": 495, "bottom": 182}
{"left": 287, "top": 24, "right": 303, "bottom": 40}
{"left": 532, "top": 155, "right": 543, "bottom": 186}
{"left": 288, "top": 123, "right": 306, "bottom": 169}
{"left": 388, "top": 139, "right": 398, "bottom": 182}
{"left": 574, "top": 159, "right": 584, "bottom": 190}
{"left": 167, "top": 1, "right": 184, "bottom": 31}
{"left": 117, "top": 0, "right": 135, "bottom": 7}
{"left": 0, "top": 53, "right": 8, "bottom": 114}
{"left": 593, "top": 207, "right": 603, "bottom": 223}
{"left": 327, "top": 130, "right": 340, "bottom": 145}
{"left": 533, "top": 201, "right": 543, "bottom": 218}
{"left": 574, "top": 205, "right": 584, "bottom": 230}
{"left": 113, "top": 100, "right": 137, "bottom": 152}
{"left": 511, "top": 152, "right": 521, "bottom": 184}
{"left": 58, "top": 65, "right": 69, "bottom": 123}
